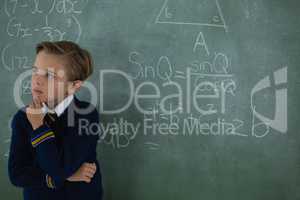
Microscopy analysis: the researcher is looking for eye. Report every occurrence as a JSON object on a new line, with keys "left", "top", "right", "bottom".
{"left": 31, "top": 67, "right": 38, "bottom": 74}
{"left": 47, "top": 72, "right": 56, "bottom": 79}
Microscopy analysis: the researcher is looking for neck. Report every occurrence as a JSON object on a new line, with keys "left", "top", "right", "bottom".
{"left": 46, "top": 94, "right": 70, "bottom": 109}
{"left": 45, "top": 100, "right": 58, "bottom": 110}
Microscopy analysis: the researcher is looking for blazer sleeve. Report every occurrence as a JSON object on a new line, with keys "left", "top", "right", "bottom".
{"left": 8, "top": 110, "right": 54, "bottom": 189}
{"left": 29, "top": 108, "right": 100, "bottom": 189}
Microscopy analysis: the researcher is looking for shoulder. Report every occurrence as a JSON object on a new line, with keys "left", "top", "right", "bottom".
{"left": 11, "top": 106, "right": 28, "bottom": 129}
{"left": 69, "top": 98, "right": 100, "bottom": 138}
{"left": 72, "top": 97, "right": 99, "bottom": 121}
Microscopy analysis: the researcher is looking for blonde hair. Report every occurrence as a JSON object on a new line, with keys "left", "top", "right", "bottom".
{"left": 36, "top": 40, "right": 93, "bottom": 81}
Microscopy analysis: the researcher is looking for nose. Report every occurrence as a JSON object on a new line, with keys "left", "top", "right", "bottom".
{"left": 32, "top": 73, "right": 44, "bottom": 87}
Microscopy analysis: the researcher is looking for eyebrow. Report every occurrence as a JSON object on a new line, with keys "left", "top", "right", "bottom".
{"left": 32, "top": 65, "right": 57, "bottom": 76}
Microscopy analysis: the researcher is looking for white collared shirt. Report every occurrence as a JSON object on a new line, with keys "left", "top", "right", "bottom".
{"left": 42, "top": 95, "right": 74, "bottom": 117}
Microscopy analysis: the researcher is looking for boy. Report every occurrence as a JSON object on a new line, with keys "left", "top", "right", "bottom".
{"left": 8, "top": 41, "right": 103, "bottom": 200}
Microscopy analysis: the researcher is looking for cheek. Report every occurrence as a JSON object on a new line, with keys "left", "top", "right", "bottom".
{"left": 44, "top": 81, "right": 68, "bottom": 100}
{"left": 55, "top": 82, "right": 69, "bottom": 96}
{"left": 44, "top": 81, "right": 57, "bottom": 98}
{"left": 31, "top": 75, "right": 39, "bottom": 87}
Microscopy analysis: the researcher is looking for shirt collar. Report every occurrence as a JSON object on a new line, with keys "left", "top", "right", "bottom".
{"left": 42, "top": 94, "right": 74, "bottom": 117}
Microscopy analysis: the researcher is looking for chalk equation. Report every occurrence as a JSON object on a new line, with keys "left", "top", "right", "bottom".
{"left": 2, "top": 0, "right": 86, "bottom": 72}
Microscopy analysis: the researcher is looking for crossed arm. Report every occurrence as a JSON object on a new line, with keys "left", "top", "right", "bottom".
{"left": 8, "top": 98, "right": 99, "bottom": 189}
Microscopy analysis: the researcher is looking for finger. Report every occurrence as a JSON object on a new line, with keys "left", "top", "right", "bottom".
{"left": 35, "top": 96, "right": 43, "bottom": 108}
{"left": 83, "top": 165, "right": 96, "bottom": 172}
{"left": 32, "top": 97, "right": 37, "bottom": 108}
{"left": 32, "top": 96, "right": 45, "bottom": 114}
{"left": 28, "top": 102, "right": 34, "bottom": 108}
{"left": 26, "top": 107, "right": 32, "bottom": 115}
{"left": 84, "top": 162, "right": 96, "bottom": 166}
{"left": 85, "top": 163, "right": 97, "bottom": 169}
{"left": 85, "top": 167, "right": 96, "bottom": 175}
{"left": 33, "top": 96, "right": 42, "bottom": 109}
{"left": 85, "top": 166, "right": 97, "bottom": 173}
{"left": 83, "top": 163, "right": 97, "bottom": 171}
{"left": 26, "top": 105, "right": 33, "bottom": 112}
{"left": 84, "top": 171, "right": 95, "bottom": 178}
{"left": 83, "top": 177, "right": 91, "bottom": 183}
{"left": 38, "top": 95, "right": 45, "bottom": 105}
{"left": 67, "top": 177, "right": 77, "bottom": 182}
{"left": 27, "top": 104, "right": 37, "bottom": 114}
{"left": 37, "top": 95, "right": 45, "bottom": 103}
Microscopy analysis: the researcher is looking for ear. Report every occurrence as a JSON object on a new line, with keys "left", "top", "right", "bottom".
{"left": 68, "top": 80, "right": 83, "bottom": 94}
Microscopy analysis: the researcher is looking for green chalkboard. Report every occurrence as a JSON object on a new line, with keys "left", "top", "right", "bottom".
{"left": 1, "top": 0, "right": 300, "bottom": 199}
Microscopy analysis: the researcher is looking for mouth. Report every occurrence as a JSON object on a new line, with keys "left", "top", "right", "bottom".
{"left": 32, "top": 88, "right": 43, "bottom": 95}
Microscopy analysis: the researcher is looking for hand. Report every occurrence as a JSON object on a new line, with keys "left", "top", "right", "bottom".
{"left": 26, "top": 96, "right": 45, "bottom": 130}
{"left": 67, "top": 163, "right": 97, "bottom": 183}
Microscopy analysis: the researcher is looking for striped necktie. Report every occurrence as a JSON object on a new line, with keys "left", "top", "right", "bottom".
{"left": 43, "top": 112, "right": 59, "bottom": 127}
